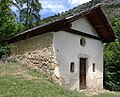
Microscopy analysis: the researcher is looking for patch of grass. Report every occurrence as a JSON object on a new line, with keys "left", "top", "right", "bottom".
{"left": 0, "top": 62, "right": 84, "bottom": 97}
{"left": 0, "top": 62, "right": 120, "bottom": 97}
{"left": 93, "top": 92, "right": 120, "bottom": 97}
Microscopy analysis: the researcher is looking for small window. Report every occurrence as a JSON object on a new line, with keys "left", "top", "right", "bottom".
{"left": 93, "top": 63, "right": 95, "bottom": 72}
{"left": 80, "top": 37, "right": 86, "bottom": 47}
{"left": 70, "top": 62, "right": 75, "bottom": 72}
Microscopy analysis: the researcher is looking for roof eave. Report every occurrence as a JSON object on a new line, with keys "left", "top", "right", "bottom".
{"left": 7, "top": 5, "right": 116, "bottom": 43}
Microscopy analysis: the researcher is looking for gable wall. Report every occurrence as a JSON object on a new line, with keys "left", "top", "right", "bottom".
{"left": 10, "top": 33, "right": 57, "bottom": 77}
{"left": 71, "top": 16, "right": 99, "bottom": 37}
{"left": 53, "top": 21, "right": 103, "bottom": 90}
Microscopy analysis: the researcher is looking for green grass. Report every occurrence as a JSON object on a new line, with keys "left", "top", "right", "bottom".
{"left": 92, "top": 92, "right": 120, "bottom": 97}
{"left": 0, "top": 62, "right": 120, "bottom": 97}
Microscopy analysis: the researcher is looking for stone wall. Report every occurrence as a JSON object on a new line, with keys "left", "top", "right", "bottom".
{"left": 10, "top": 33, "right": 57, "bottom": 78}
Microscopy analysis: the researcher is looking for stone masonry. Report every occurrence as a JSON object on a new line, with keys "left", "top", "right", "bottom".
{"left": 10, "top": 33, "right": 57, "bottom": 78}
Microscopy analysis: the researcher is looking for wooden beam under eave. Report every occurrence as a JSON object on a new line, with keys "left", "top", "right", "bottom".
{"left": 63, "top": 28, "right": 102, "bottom": 41}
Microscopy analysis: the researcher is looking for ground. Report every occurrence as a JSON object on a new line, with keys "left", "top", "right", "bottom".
{"left": 0, "top": 62, "right": 120, "bottom": 97}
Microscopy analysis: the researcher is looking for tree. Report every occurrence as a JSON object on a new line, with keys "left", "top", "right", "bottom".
{"left": 12, "top": 0, "right": 42, "bottom": 30}
{"left": 0, "top": 0, "right": 23, "bottom": 58}
{"left": 0, "top": 0, "right": 42, "bottom": 58}
{"left": 104, "top": 17, "right": 120, "bottom": 91}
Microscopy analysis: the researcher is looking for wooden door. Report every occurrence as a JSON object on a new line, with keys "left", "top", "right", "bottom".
{"left": 80, "top": 58, "right": 86, "bottom": 90}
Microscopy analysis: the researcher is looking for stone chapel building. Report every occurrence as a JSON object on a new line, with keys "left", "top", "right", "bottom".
{"left": 8, "top": 5, "right": 116, "bottom": 90}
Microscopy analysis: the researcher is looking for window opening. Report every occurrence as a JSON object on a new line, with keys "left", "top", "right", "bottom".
{"left": 93, "top": 63, "right": 95, "bottom": 72}
{"left": 70, "top": 62, "right": 75, "bottom": 72}
{"left": 80, "top": 37, "right": 86, "bottom": 47}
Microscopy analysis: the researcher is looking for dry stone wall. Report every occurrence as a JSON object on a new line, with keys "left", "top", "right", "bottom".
{"left": 10, "top": 33, "right": 57, "bottom": 78}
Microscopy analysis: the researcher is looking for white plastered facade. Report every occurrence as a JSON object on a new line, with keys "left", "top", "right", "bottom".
{"left": 53, "top": 16, "right": 103, "bottom": 90}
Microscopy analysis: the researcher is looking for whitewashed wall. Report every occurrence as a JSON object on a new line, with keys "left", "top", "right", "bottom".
{"left": 53, "top": 17, "right": 103, "bottom": 90}
{"left": 72, "top": 17, "right": 99, "bottom": 37}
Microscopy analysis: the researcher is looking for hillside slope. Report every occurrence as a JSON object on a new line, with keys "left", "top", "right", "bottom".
{"left": 40, "top": 0, "right": 120, "bottom": 26}
{"left": 0, "top": 62, "right": 83, "bottom": 97}
{"left": 0, "top": 62, "right": 120, "bottom": 97}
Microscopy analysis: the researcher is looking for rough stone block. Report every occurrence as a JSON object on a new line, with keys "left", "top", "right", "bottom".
{"left": 49, "top": 63, "right": 57, "bottom": 70}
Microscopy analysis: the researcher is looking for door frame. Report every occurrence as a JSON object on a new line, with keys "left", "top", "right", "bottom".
{"left": 79, "top": 57, "right": 88, "bottom": 90}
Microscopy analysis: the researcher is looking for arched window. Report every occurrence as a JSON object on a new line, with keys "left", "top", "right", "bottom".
{"left": 80, "top": 37, "right": 86, "bottom": 47}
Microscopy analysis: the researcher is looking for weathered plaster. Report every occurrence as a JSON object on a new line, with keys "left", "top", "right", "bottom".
{"left": 53, "top": 31, "right": 103, "bottom": 90}
{"left": 53, "top": 17, "right": 103, "bottom": 90}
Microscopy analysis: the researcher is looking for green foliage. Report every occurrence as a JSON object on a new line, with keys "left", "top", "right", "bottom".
{"left": 104, "top": 43, "right": 120, "bottom": 91}
{"left": 112, "top": 18, "right": 120, "bottom": 41}
{"left": 12, "top": 0, "right": 42, "bottom": 30}
{"left": 0, "top": 0, "right": 42, "bottom": 57}
{"left": 0, "top": 0, "right": 23, "bottom": 57}
{"left": 104, "top": 18, "right": 120, "bottom": 91}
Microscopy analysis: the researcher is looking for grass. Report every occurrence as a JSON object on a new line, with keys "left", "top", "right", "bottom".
{"left": 0, "top": 62, "right": 120, "bottom": 97}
